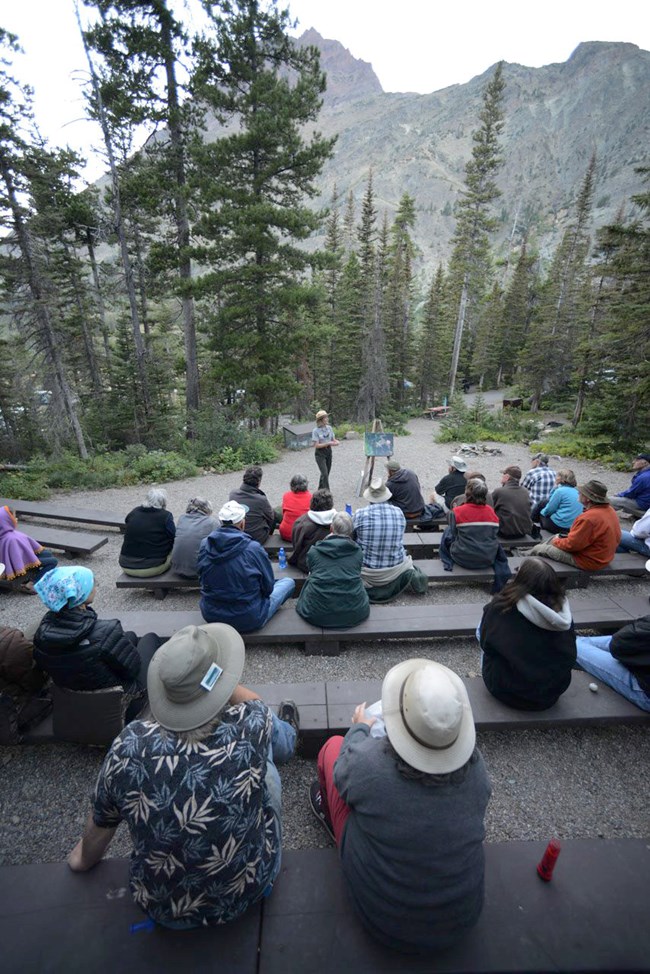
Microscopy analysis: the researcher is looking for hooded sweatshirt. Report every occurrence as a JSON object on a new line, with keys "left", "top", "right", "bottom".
{"left": 198, "top": 527, "right": 274, "bottom": 632}
{"left": 480, "top": 594, "right": 576, "bottom": 710}
{"left": 386, "top": 468, "right": 425, "bottom": 517}
{"left": 288, "top": 508, "right": 337, "bottom": 573}
{"left": 296, "top": 535, "right": 369, "bottom": 629}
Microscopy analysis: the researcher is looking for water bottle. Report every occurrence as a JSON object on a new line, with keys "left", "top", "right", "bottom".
{"left": 278, "top": 547, "right": 287, "bottom": 570}
{"left": 345, "top": 504, "right": 352, "bottom": 516}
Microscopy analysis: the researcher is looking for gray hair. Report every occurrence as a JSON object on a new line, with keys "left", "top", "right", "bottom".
{"left": 144, "top": 488, "right": 168, "bottom": 510}
{"left": 186, "top": 496, "right": 213, "bottom": 515}
{"left": 331, "top": 512, "right": 354, "bottom": 537}
{"left": 556, "top": 469, "right": 577, "bottom": 487}
{"left": 465, "top": 478, "right": 488, "bottom": 504}
{"left": 290, "top": 473, "right": 309, "bottom": 493}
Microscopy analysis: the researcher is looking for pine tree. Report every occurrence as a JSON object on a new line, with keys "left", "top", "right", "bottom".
{"left": 190, "top": 0, "right": 336, "bottom": 426}
{"left": 416, "top": 264, "right": 449, "bottom": 406}
{"left": 447, "top": 62, "right": 506, "bottom": 396}
{"left": 498, "top": 239, "right": 539, "bottom": 384}
{"left": 384, "top": 193, "right": 416, "bottom": 409}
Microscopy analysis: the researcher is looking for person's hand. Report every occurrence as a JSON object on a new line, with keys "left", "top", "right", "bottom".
{"left": 331, "top": 439, "right": 339, "bottom": 446}
{"left": 351, "top": 702, "right": 376, "bottom": 728}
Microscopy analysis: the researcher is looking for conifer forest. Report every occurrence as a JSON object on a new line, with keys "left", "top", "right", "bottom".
{"left": 0, "top": 0, "right": 648, "bottom": 488}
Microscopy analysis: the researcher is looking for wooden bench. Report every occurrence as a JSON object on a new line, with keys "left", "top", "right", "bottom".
{"left": 0, "top": 497, "right": 125, "bottom": 532}
{"left": 263, "top": 532, "right": 542, "bottom": 559}
{"left": 116, "top": 553, "right": 648, "bottom": 600}
{"left": 2, "top": 841, "right": 648, "bottom": 972}
{"left": 7, "top": 525, "right": 108, "bottom": 557}
{"left": 113, "top": 595, "right": 649, "bottom": 657}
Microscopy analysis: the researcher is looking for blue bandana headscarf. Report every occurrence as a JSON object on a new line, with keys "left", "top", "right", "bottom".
{"left": 35, "top": 566, "right": 95, "bottom": 612}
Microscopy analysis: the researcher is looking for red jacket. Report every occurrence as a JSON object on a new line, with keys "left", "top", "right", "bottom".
{"left": 279, "top": 490, "right": 312, "bottom": 542}
{"left": 552, "top": 504, "right": 621, "bottom": 570}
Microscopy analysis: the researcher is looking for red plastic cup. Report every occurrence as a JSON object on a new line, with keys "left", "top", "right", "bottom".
{"left": 537, "top": 839, "right": 561, "bottom": 881}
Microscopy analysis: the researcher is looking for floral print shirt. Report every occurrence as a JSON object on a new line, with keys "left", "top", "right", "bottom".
{"left": 92, "top": 700, "right": 277, "bottom": 926}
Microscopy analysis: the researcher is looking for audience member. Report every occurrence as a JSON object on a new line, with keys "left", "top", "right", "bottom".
{"left": 479, "top": 557, "right": 576, "bottom": 710}
{"left": 296, "top": 512, "right": 369, "bottom": 628}
{"left": 353, "top": 479, "right": 428, "bottom": 602}
{"left": 119, "top": 488, "right": 175, "bottom": 577}
{"left": 385, "top": 459, "right": 425, "bottom": 520}
{"left": 522, "top": 452, "right": 557, "bottom": 509}
{"left": 439, "top": 479, "right": 511, "bottom": 591}
{"left": 529, "top": 480, "right": 621, "bottom": 570}
{"left": 491, "top": 466, "right": 533, "bottom": 538}
{"left": 532, "top": 469, "right": 583, "bottom": 537}
{"left": 288, "top": 489, "right": 336, "bottom": 574}
{"left": 450, "top": 472, "right": 493, "bottom": 509}
{"left": 171, "top": 497, "right": 219, "bottom": 579}
{"left": 430, "top": 456, "right": 468, "bottom": 512}
{"left": 617, "top": 507, "right": 650, "bottom": 557}
{"left": 610, "top": 454, "right": 650, "bottom": 517}
{"left": 229, "top": 465, "right": 275, "bottom": 545}
{"left": 278, "top": 474, "right": 312, "bottom": 542}
{"left": 198, "top": 501, "right": 295, "bottom": 632}
{"left": 68, "top": 624, "right": 300, "bottom": 927}
{"left": 33, "top": 567, "right": 161, "bottom": 718}
{"left": 0, "top": 626, "right": 50, "bottom": 743}
{"left": 0, "top": 506, "right": 58, "bottom": 593}
{"left": 309, "top": 659, "right": 491, "bottom": 952}
{"left": 576, "top": 615, "right": 650, "bottom": 712}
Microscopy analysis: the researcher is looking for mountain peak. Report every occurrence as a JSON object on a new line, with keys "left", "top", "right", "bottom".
{"left": 296, "top": 29, "right": 383, "bottom": 104}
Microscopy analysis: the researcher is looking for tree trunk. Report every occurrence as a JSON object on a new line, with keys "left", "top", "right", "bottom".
{"left": 449, "top": 273, "right": 469, "bottom": 398}
{"left": 84, "top": 228, "right": 111, "bottom": 365}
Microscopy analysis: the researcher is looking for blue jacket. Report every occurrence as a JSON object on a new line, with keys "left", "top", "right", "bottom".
{"left": 618, "top": 468, "right": 650, "bottom": 511}
{"left": 198, "top": 527, "right": 274, "bottom": 632}
{"left": 541, "top": 485, "right": 583, "bottom": 529}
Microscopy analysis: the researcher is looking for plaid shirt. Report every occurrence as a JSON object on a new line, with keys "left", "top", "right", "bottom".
{"left": 522, "top": 465, "right": 557, "bottom": 508}
{"left": 353, "top": 503, "right": 406, "bottom": 569}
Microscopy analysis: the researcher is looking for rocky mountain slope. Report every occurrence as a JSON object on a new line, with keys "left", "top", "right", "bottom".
{"left": 294, "top": 31, "right": 650, "bottom": 273}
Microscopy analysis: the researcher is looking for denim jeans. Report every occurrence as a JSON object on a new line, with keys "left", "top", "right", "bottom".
{"left": 616, "top": 531, "right": 649, "bottom": 556}
{"left": 264, "top": 577, "right": 296, "bottom": 623}
{"left": 576, "top": 636, "right": 650, "bottom": 712}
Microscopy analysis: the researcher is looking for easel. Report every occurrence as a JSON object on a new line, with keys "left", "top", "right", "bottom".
{"left": 357, "top": 418, "right": 385, "bottom": 496}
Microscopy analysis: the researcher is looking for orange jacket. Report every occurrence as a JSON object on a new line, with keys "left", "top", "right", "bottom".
{"left": 552, "top": 504, "right": 621, "bottom": 570}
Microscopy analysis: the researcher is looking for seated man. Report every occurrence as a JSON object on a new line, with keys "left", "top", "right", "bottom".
{"left": 68, "top": 624, "right": 300, "bottom": 927}
{"left": 430, "top": 456, "right": 468, "bottom": 513}
{"left": 309, "top": 659, "right": 492, "bottom": 952}
{"left": 198, "top": 501, "right": 294, "bottom": 632}
{"left": 610, "top": 454, "right": 650, "bottom": 518}
{"left": 576, "top": 615, "right": 650, "bottom": 712}
{"left": 439, "top": 479, "right": 511, "bottom": 592}
{"left": 450, "top": 471, "right": 493, "bottom": 510}
{"left": 492, "top": 465, "right": 533, "bottom": 538}
{"left": 288, "top": 488, "right": 336, "bottom": 574}
{"left": 229, "top": 465, "right": 275, "bottom": 545}
{"left": 353, "top": 479, "right": 428, "bottom": 602}
{"left": 617, "top": 507, "right": 650, "bottom": 557}
{"left": 522, "top": 452, "right": 557, "bottom": 510}
{"left": 529, "top": 480, "right": 621, "bottom": 570}
{"left": 385, "top": 459, "right": 425, "bottom": 520}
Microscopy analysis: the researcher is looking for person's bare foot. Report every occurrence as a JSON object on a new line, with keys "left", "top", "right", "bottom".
{"left": 19, "top": 580, "right": 36, "bottom": 595}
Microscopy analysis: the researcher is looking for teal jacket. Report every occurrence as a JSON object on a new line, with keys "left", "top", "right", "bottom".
{"left": 296, "top": 536, "right": 370, "bottom": 629}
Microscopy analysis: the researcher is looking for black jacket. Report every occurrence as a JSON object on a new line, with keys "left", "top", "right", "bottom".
{"left": 33, "top": 606, "right": 142, "bottom": 692}
{"left": 120, "top": 506, "right": 175, "bottom": 570}
{"left": 229, "top": 484, "right": 275, "bottom": 545}
{"left": 611, "top": 615, "right": 650, "bottom": 695}
{"left": 387, "top": 469, "right": 425, "bottom": 517}
{"left": 435, "top": 471, "right": 467, "bottom": 508}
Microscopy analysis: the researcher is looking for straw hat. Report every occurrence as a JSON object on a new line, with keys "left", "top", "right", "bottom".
{"left": 147, "top": 624, "right": 245, "bottom": 732}
{"left": 381, "top": 659, "right": 476, "bottom": 774}
{"left": 363, "top": 478, "right": 392, "bottom": 504}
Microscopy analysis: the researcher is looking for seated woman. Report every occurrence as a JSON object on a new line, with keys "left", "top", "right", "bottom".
{"left": 439, "top": 479, "right": 511, "bottom": 592}
{"left": 288, "top": 488, "right": 336, "bottom": 574}
{"left": 309, "top": 659, "right": 491, "bottom": 953}
{"left": 479, "top": 557, "right": 576, "bottom": 711}
{"left": 171, "top": 497, "right": 219, "bottom": 579}
{"left": 278, "top": 474, "right": 312, "bottom": 542}
{"left": 33, "top": 567, "right": 162, "bottom": 717}
{"left": 119, "top": 488, "right": 175, "bottom": 577}
{"left": 296, "top": 513, "right": 369, "bottom": 628}
{"left": 0, "top": 506, "right": 58, "bottom": 593}
{"left": 534, "top": 469, "right": 583, "bottom": 535}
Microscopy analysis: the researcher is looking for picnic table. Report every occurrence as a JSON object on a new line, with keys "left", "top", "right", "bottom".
{"left": 422, "top": 405, "right": 451, "bottom": 420}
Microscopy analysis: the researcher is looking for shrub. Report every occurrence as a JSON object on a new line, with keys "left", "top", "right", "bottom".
{"left": 528, "top": 433, "right": 632, "bottom": 470}
{"left": 436, "top": 393, "right": 541, "bottom": 445}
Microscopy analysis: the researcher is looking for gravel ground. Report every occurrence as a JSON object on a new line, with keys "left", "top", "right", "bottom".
{"left": 1, "top": 415, "right": 649, "bottom": 865}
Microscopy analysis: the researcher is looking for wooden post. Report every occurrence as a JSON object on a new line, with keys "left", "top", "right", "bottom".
{"left": 358, "top": 419, "right": 384, "bottom": 495}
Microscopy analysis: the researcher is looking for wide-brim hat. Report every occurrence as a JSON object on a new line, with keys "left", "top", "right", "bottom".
{"left": 363, "top": 478, "right": 392, "bottom": 503}
{"left": 448, "top": 455, "right": 467, "bottom": 472}
{"left": 577, "top": 479, "right": 609, "bottom": 505}
{"left": 381, "top": 659, "right": 476, "bottom": 774}
{"left": 315, "top": 409, "right": 329, "bottom": 420}
{"left": 147, "top": 624, "right": 245, "bottom": 732}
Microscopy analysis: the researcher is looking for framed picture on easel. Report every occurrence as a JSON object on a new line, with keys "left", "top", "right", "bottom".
{"left": 364, "top": 432, "right": 394, "bottom": 457}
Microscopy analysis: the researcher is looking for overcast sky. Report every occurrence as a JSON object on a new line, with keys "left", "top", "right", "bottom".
{"left": 3, "top": 0, "right": 649, "bottom": 181}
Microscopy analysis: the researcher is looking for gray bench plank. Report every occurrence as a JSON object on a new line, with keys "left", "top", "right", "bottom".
{"left": 0, "top": 497, "right": 125, "bottom": 532}
{"left": 0, "top": 858, "right": 260, "bottom": 974}
{"left": 20, "top": 525, "right": 108, "bottom": 556}
{"left": 262, "top": 842, "right": 650, "bottom": 973}
{"left": 264, "top": 531, "right": 542, "bottom": 559}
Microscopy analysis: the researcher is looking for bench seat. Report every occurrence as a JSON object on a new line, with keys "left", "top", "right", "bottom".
{"left": 264, "top": 531, "right": 542, "bottom": 559}
{"left": 2, "top": 841, "right": 648, "bottom": 973}
{"left": 116, "top": 553, "right": 648, "bottom": 599}
{"left": 0, "top": 497, "right": 125, "bottom": 532}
